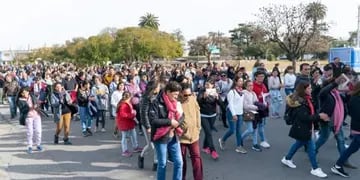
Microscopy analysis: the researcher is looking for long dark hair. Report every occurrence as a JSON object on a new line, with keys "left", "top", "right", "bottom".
{"left": 230, "top": 75, "right": 243, "bottom": 89}
{"left": 294, "top": 82, "right": 311, "bottom": 99}
{"left": 144, "top": 80, "right": 160, "bottom": 97}
{"left": 16, "top": 87, "right": 30, "bottom": 106}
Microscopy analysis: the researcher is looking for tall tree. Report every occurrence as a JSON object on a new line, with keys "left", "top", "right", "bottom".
{"left": 188, "top": 32, "right": 231, "bottom": 63}
{"left": 139, "top": 13, "right": 160, "bottom": 30}
{"left": 257, "top": 2, "right": 327, "bottom": 69}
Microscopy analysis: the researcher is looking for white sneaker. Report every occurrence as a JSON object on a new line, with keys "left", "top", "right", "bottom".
{"left": 101, "top": 128, "right": 106, "bottom": 132}
{"left": 311, "top": 168, "right": 327, "bottom": 178}
{"left": 260, "top": 141, "right": 271, "bottom": 149}
{"left": 281, "top": 157, "right": 296, "bottom": 168}
{"left": 345, "top": 144, "right": 349, "bottom": 149}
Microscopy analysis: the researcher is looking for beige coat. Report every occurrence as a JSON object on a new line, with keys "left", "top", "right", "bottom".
{"left": 180, "top": 95, "right": 201, "bottom": 144}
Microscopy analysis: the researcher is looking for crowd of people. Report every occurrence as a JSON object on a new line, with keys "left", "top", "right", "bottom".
{"left": 0, "top": 57, "right": 359, "bottom": 179}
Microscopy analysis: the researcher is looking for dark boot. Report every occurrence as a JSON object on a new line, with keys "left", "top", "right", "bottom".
{"left": 138, "top": 155, "right": 144, "bottom": 169}
{"left": 54, "top": 135, "right": 59, "bottom": 144}
{"left": 63, "top": 138, "right": 72, "bottom": 145}
{"left": 152, "top": 163, "right": 158, "bottom": 171}
{"left": 86, "top": 128, "right": 93, "bottom": 136}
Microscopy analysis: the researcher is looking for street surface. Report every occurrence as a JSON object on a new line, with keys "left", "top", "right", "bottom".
{"left": 0, "top": 103, "right": 359, "bottom": 180}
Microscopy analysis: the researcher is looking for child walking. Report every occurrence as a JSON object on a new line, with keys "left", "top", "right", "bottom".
{"left": 116, "top": 91, "right": 143, "bottom": 157}
{"left": 17, "top": 87, "right": 43, "bottom": 154}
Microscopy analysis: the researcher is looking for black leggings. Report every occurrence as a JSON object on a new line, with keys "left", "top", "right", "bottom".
{"left": 201, "top": 116, "right": 216, "bottom": 151}
{"left": 96, "top": 110, "right": 106, "bottom": 128}
{"left": 133, "top": 104, "right": 142, "bottom": 131}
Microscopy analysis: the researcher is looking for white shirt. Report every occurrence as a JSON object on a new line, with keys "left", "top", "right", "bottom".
{"left": 227, "top": 89, "right": 244, "bottom": 115}
{"left": 284, "top": 73, "right": 296, "bottom": 89}
{"left": 242, "top": 90, "right": 258, "bottom": 111}
{"left": 111, "top": 90, "right": 123, "bottom": 108}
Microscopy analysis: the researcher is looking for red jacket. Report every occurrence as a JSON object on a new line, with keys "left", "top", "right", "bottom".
{"left": 116, "top": 101, "right": 136, "bottom": 131}
{"left": 253, "top": 81, "right": 268, "bottom": 103}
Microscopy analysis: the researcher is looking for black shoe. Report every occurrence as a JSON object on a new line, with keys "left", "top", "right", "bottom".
{"left": 344, "top": 162, "right": 358, "bottom": 169}
{"left": 252, "top": 144, "right": 262, "bottom": 152}
{"left": 82, "top": 131, "right": 89, "bottom": 137}
{"left": 86, "top": 128, "right": 93, "bottom": 136}
{"left": 139, "top": 131, "right": 144, "bottom": 136}
{"left": 63, "top": 138, "right": 72, "bottom": 145}
{"left": 223, "top": 124, "right": 229, "bottom": 128}
{"left": 138, "top": 155, "right": 144, "bottom": 169}
{"left": 331, "top": 165, "right": 350, "bottom": 177}
{"left": 54, "top": 135, "right": 59, "bottom": 144}
{"left": 152, "top": 163, "right": 158, "bottom": 171}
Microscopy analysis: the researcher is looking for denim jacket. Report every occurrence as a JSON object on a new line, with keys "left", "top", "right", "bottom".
{"left": 51, "top": 91, "right": 71, "bottom": 122}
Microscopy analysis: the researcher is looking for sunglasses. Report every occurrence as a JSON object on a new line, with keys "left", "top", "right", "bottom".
{"left": 183, "top": 94, "right": 192, "bottom": 97}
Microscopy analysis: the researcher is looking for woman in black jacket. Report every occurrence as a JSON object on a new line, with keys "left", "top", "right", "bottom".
{"left": 197, "top": 79, "right": 223, "bottom": 160}
{"left": 149, "top": 81, "right": 184, "bottom": 180}
{"left": 138, "top": 80, "right": 160, "bottom": 170}
{"left": 281, "top": 82, "right": 330, "bottom": 178}
{"left": 77, "top": 80, "right": 94, "bottom": 137}
{"left": 332, "top": 81, "right": 360, "bottom": 178}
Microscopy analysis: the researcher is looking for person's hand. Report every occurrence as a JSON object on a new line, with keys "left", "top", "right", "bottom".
{"left": 319, "top": 113, "right": 330, "bottom": 121}
{"left": 232, "top": 115, "right": 238, "bottom": 121}
{"left": 203, "top": 91, "right": 208, "bottom": 97}
{"left": 335, "top": 75, "right": 346, "bottom": 84}
{"left": 146, "top": 128, "right": 151, "bottom": 134}
{"left": 171, "top": 119, "right": 179, "bottom": 128}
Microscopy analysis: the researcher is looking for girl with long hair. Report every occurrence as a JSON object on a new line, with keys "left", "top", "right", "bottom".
{"left": 138, "top": 80, "right": 161, "bottom": 170}
{"left": 17, "top": 87, "right": 43, "bottom": 153}
{"left": 281, "top": 82, "right": 329, "bottom": 178}
{"left": 111, "top": 82, "right": 125, "bottom": 138}
{"left": 219, "top": 76, "right": 246, "bottom": 154}
{"left": 117, "top": 91, "right": 143, "bottom": 157}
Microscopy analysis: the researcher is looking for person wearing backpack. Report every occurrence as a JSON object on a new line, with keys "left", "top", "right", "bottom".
{"left": 281, "top": 82, "right": 330, "bottom": 178}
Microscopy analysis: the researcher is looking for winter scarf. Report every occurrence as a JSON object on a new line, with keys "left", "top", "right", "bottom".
{"left": 153, "top": 93, "right": 183, "bottom": 141}
{"left": 331, "top": 89, "right": 345, "bottom": 134}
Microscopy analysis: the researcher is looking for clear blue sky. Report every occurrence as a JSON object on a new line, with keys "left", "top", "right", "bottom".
{"left": 1, "top": 0, "right": 359, "bottom": 50}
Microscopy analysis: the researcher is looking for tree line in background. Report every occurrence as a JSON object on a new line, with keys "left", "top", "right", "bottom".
{"left": 17, "top": 2, "right": 360, "bottom": 66}
{"left": 19, "top": 13, "right": 183, "bottom": 65}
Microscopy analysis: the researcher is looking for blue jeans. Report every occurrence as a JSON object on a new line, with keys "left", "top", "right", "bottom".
{"left": 241, "top": 121, "right": 257, "bottom": 145}
{"left": 315, "top": 123, "right": 345, "bottom": 155}
{"left": 336, "top": 134, "right": 360, "bottom": 166}
{"left": 154, "top": 136, "right": 183, "bottom": 180}
{"left": 270, "top": 90, "right": 282, "bottom": 116}
{"left": 285, "top": 139, "right": 318, "bottom": 169}
{"left": 285, "top": 88, "right": 294, "bottom": 96}
{"left": 255, "top": 118, "right": 267, "bottom": 143}
{"left": 8, "top": 96, "right": 17, "bottom": 118}
{"left": 121, "top": 128, "right": 139, "bottom": 152}
{"left": 79, "top": 106, "right": 92, "bottom": 132}
{"left": 221, "top": 109, "right": 243, "bottom": 146}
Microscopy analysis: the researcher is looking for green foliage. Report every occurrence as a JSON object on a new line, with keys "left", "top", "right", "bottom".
{"left": 113, "top": 27, "right": 183, "bottom": 62}
{"left": 26, "top": 27, "right": 182, "bottom": 65}
{"left": 139, "top": 13, "right": 160, "bottom": 30}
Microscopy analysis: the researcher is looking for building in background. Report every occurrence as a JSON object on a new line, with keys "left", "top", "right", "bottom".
{"left": 0, "top": 50, "right": 31, "bottom": 64}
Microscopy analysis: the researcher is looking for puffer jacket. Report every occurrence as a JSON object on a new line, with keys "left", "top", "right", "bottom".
{"left": 287, "top": 95, "right": 320, "bottom": 141}
{"left": 148, "top": 91, "right": 184, "bottom": 143}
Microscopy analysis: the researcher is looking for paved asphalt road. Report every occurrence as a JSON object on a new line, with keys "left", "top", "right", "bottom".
{"left": 0, "top": 103, "right": 359, "bottom": 180}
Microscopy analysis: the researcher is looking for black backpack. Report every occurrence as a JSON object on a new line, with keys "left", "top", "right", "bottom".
{"left": 284, "top": 105, "right": 298, "bottom": 125}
